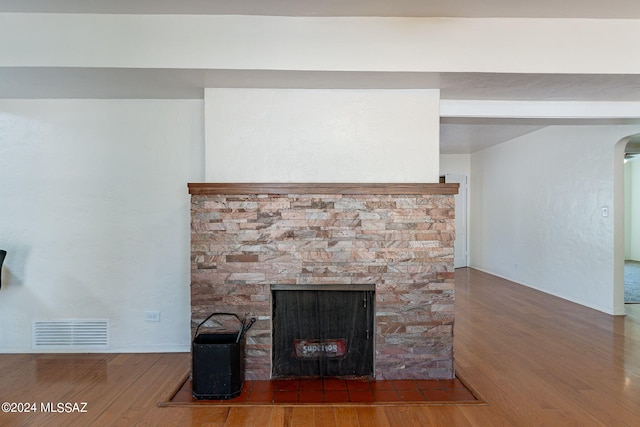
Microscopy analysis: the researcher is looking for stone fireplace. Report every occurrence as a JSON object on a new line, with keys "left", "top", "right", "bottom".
{"left": 189, "top": 183, "right": 457, "bottom": 380}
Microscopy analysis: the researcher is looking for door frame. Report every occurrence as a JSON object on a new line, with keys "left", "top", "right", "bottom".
{"left": 445, "top": 174, "right": 469, "bottom": 268}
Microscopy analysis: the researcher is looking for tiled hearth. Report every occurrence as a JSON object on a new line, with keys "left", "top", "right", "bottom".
{"left": 167, "top": 377, "right": 480, "bottom": 405}
{"left": 189, "top": 183, "right": 458, "bottom": 380}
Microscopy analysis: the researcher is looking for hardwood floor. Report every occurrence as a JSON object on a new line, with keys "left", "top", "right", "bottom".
{"left": 1, "top": 268, "right": 639, "bottom": 426}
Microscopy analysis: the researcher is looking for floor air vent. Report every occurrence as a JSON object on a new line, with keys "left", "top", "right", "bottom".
{"left": 33, "top": 319, "right": 109, "bottom": 350}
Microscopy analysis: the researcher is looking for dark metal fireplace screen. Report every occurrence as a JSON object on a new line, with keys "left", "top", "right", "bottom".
{"left": 271, "top": 284, "right": 374, "bottom": 378}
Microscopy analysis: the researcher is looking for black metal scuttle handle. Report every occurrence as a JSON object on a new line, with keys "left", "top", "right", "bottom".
{"left": 193, "top": 312, "right": 256, "bottom": 343}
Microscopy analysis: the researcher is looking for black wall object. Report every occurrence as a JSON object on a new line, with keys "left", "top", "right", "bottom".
{"left": 0, "top": 250, "right": 6, "bottom": 289}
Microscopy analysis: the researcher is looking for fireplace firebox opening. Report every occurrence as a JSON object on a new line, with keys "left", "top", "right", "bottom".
{"left": 271, "top": 284, "right": 375, "bottom": 379}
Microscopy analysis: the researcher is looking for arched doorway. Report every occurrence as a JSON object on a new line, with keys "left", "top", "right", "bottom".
{"left": 614, "top": 134, "right": 640, "bottom": 314}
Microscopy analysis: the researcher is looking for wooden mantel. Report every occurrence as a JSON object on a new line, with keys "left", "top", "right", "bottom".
{"left": 188, "top": 183, "right": 459, "bottom": 195}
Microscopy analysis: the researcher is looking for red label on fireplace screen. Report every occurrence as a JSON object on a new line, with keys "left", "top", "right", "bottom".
{"left": 293, "top": 339, "right": 347, "bottom": 359}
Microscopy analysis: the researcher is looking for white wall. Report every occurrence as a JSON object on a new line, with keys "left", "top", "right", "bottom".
{"left": 625, "top": 161, "right": 632, "bottom": 258}
{"left": 627, "top": 157, "right": 640, "bottom": 260}
{"left": 0, "top": 99, "right": 204, "bottom": 352}
{"left": 470, "top": 125, "right": 640, "bottom": 314}
{"left": 440, "top": 154, "right": 471, "bottom": 176}
{"left": 205, "top": 89, "right": 440, "bottom": 182}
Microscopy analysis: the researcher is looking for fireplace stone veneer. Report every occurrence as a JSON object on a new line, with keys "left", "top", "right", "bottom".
{"left": 189, "top": 183, "right": 458, "bottom": 380}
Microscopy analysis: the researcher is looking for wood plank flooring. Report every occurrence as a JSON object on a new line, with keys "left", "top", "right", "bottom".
{"left": 1, "top": 268, "right": 639, "bottom": 426}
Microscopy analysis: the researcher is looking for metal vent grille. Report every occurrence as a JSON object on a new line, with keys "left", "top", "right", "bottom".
{"left": 33, "top": 319, "right": 109, "bottom": 350}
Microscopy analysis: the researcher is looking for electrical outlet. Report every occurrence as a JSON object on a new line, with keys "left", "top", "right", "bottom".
{"left": 144, "top": 311, "right": 160, "bottom": 322}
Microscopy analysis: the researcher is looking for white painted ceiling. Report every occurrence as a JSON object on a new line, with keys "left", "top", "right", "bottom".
{"left": 3, "top": 0, "right": 640, "bottom": 154}
{"left": 4, "top": 0, "right": 640, "bottom": 18}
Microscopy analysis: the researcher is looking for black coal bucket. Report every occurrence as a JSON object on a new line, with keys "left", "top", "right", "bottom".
{"left": 191, "top": 312, "right": 255, "bottom": 400}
